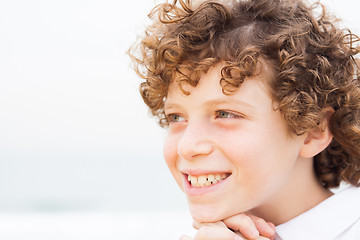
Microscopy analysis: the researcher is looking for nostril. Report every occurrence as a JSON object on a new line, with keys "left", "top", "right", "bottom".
{"left": 177, "top": 122, "right": 214, "bottom": 159}
{"left": 178, "top": 139, "right": 214, "bottom": 159}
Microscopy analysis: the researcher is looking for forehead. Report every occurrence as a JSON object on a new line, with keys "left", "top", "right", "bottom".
{"left": 166, "top": 61, "right": 274, "bottom": 101}
{"left": 165, "top": 62, "right": 274, "bottom": 112}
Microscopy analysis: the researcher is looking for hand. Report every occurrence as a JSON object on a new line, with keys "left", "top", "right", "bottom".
{"left": 180, "top": 213, "right": 275, "bottom": 240}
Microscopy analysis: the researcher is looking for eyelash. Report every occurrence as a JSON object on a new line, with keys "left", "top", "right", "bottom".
{"left": 215, "top": 110, "right": 242, "bottom": 119}
{"left": 166, "top": 114, "right": 185, "bottom": 123}
{"left": 166, "top": 110, "right": 242, "bottom": 123}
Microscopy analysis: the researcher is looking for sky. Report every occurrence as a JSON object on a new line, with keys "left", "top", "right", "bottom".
{"left": 0, "top": 0, "right": 359, "bottom": 214}
{"left": 0, "top": 0, "right": 186, "bottom": 213}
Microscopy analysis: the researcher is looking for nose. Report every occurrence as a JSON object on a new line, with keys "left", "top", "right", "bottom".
{"left": 177, "top": 121, "right": 214, "bottom": 160}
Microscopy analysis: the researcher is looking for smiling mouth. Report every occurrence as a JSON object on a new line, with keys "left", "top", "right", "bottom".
{"left": 187, "top": 173, "right": 231, "bottom": 188}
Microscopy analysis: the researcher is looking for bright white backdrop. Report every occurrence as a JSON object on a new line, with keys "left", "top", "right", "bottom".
{"left": 0, "top": 0, "right": 359, "bottom": 239}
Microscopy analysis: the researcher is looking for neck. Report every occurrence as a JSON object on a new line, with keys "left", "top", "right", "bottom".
{"left": 248, "top": 158, "right": 333, "bottom": 226}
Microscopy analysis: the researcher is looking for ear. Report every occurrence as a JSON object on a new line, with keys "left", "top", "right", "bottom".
{"left": 299, "top": 108, "right": 334, "bottom": 158}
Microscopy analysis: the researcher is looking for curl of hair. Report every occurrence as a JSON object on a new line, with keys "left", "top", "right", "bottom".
{"left": 128, "top": 0, "right": 360, "bottom": 188}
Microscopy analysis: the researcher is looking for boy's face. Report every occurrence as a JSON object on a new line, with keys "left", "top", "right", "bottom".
{"left": 163, "top": 63, "right": 307, "bottom": 222}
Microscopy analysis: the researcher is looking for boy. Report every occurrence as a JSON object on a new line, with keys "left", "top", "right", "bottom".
{"left": 129, "top": 0, "right": 360, "bottom": 239}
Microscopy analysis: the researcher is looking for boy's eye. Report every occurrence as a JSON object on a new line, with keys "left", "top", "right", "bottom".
{"left": 215, "top": 110, "right": 241, "bottom": 119}
{"left": 167, "top": 114, "right": 186, "bottom": 123}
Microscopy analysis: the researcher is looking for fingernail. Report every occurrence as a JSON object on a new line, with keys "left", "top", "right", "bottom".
{"left": 266, "top": 225, "right": 275, "bottom": 235}
{"left": 267, "top": 222, "right": 276, "bottom": 235}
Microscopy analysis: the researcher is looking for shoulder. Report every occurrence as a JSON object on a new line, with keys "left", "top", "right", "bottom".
{"left": 335, "top": 217, "right": 360, "bottom": 240}
{"left": 275, "top": 186, "right": 360, "bottom": 240}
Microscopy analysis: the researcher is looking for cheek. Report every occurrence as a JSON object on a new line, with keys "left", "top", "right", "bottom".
{"left": 163, "top": 134, "right": 181, "bottom": 182}
{"left": 229, "top": 131, "right": 301, "bottom": 192}
{"left": 224, "top": 131, "right": 288, "bottom": 184}
{"left": 223, "top": 133, "right": 266, "bottom": 165}
{"left": 163, "top": 134, "right": 177, "bottom": 164}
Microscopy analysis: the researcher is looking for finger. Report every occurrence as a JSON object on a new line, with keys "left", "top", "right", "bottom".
{"left": 255, "top": 236, "right": 271, "bottom": 240}
{"left": 247, "top": 215, "right": 275, "bottom": 238}
{"left": 234, "top": 231, "right": 271, "bottom": 240}
{"left": 267, "top": 222, "right": 276, "bottom": 240}
{"left": 223, "top": 214, "right": 259, "bottom": 240}
{"left": 193, "top": 220, "right": 227, "bottom": 230}
{"left": 267, "top": 222, "right": 276, "bottom": 231}
{"left": 195, "top": 226, "right": 243, "bottom": 240}
{"left": 180, "top": 234, "right": 193, "bottom": 240}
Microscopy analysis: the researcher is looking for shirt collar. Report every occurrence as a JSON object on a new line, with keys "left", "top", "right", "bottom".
{"left": 275, "top": 186, "right": 360, "bottom": 240}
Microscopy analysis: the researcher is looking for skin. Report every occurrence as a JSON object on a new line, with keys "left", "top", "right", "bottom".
{"left": 191, "top": 214, "right": 276, "bottom": 239}
{"left": 163, "top": 63, "right": 333, "bottom": 239}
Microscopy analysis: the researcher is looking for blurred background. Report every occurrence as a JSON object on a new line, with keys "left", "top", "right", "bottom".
{"left": 0, "top": 0, "right": 359, "bottom": 239}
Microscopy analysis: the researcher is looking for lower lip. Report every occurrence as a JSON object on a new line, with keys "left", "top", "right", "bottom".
{"left": 182, "top": 174, "right": 230, "bottom": 196}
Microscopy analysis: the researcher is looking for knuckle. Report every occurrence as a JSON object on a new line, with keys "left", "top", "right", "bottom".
{"left": 245, "top": 215, "right": 252, "bottom": 222}
{"left": 256, "top": 217, "right": 267, "bottom": 225}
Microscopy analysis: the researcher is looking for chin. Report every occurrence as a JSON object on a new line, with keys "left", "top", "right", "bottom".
{"left": 188, "top": 202, "right": 227, "bottom": 223}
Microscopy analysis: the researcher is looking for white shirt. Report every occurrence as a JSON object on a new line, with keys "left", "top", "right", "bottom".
{"left": 275, "top": 186, "right": 360, "bottom": 240}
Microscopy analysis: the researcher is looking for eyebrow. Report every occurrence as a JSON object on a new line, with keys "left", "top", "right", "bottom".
{"left": 164, "top": 102, "right": 181, "bottom": 112}
{"left": 205, "top": 98, "right": 256, "bottom": 109}
{"left": 164, "top": 98, "right": 256, "bottom": 111}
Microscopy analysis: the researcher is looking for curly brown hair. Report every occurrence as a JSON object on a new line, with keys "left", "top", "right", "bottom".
{"left": 128, "top": 0, "right": 360, "bottom": 188}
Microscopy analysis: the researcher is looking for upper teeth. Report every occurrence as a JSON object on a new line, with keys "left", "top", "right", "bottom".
{"left": 188, "top": 173, "right": 228, "bottom": 188}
